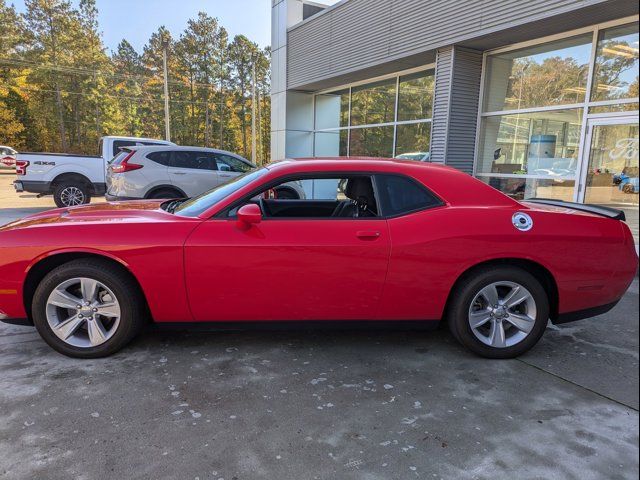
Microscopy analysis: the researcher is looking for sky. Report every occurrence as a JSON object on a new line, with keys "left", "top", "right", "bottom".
{"left": 11, "top": 0, "right": 273, "bottom": 54}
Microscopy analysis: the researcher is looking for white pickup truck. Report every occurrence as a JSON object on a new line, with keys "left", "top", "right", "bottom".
{"left": 14, "top": 136, "right": 175, "bottom": 207}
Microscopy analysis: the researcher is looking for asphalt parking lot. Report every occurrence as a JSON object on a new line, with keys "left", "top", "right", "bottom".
{"left": 0, "top": 171, "right": 106, "bottom": 225}
{"left": 0, "top": 171, "right": 638, "bottom": 480}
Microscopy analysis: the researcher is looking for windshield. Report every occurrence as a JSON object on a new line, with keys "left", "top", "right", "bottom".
{"left": 397, "top": 152, "right": 428, "bottom": 161}
{"left": 174, "top": 167, "right": 268, "bottom": 217}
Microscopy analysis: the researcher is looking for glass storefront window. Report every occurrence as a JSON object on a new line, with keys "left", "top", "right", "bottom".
{"left": 477, "top": 109, "right": 582, "bottom": 177}
{"left": 397, "top": 70, "right": 435, "bottom": 121}
{"left": 349, "top": 126, "right": 394, "bottom": 157}
{"left": 314, "top": 89, "right": 349, "bottom": 129}
{"left": 350, "top": 78, "right": 396, "bottom": 126}
{"left": 478, "top": 177, "right": 576, "bottom": 202}
{"left": 589, "top": 102, "right": 639, "bottom": 113}
{"left": 313, "top": 68, "right": 435, "bottom": 158}
{"left": 314, "top": 130, "right": 348, "bottom": 157}
{"left": 591, "top": 24, "right": 640, "bottom": 102}
{"left": 395, "top": 122, "right": 431, "bottom": 157}
{"left": 584, "top": 122, "right": 639, "bottom": 243}
{"left": 483, "top": 34, "right": 592, "bottom": 112}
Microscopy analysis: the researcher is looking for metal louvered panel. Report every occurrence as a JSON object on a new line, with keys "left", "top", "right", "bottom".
{"left": 445, "top": 48, "right": 483, "bottom": 174}
{"left": 429, "top": 47, "right": 453, "bottom": 165}
{"left": 286, "top": 0, "right": 635, "bottom": 90}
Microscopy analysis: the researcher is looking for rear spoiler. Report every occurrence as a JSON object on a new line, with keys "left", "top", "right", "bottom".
{"left": 526, "top": 198, "right": 626, "bottom": 221}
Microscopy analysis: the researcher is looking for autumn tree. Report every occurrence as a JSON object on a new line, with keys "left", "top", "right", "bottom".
{"left": 0, "top": 4, "right": 271, "bottom": 159}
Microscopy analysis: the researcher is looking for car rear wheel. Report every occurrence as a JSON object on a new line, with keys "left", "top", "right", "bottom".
{"left": 147, "top": 188, "right": 183, "bottom": 200}
{"left": 32, "top": 259, "right": 146, "bottom": 358}
{"left": 447, "top": 266, "right": 549, "bottom": 359}
{"left": 53, "top": 181, "right": 91, "bottom": 207}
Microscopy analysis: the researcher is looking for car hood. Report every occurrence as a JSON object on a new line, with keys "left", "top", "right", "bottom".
{"left": 0, "top": 200, "right": 174, "bottom": 232}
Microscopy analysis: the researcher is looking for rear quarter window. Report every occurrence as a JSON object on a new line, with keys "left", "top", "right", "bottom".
{"left": 375, "top": 174, "right": 443, "bottom": 217}
{"left": 147, "top": 151, "right": 174, "bottom": 167}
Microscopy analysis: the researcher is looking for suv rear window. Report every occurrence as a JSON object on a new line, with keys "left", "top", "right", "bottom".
{"left": 112, "top": 140, "right": 165, "bottom": 157}
{"left": 147, "top": 151, "right": 173, "bottom": 167}
{"left": 375, "top": 174, "right": 442, "bottom": 216}
{"left": 109, "top": 150, "right": 131, "bottom": 165}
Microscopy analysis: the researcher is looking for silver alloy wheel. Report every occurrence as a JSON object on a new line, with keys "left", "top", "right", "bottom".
{"left": 45, "top": 277, "right": 121, "bottom": 348}
{"left": 60, "top": 186, "right": 85, "bottom": 206}
{"left": 468, "top": 281, "right": 537, "bottom": 348}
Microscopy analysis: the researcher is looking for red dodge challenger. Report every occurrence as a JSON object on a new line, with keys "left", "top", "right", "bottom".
{"left": 0, "top": 158, "right": 637, "bottom": 358}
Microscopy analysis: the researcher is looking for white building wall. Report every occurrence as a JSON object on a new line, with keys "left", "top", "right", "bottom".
{"left": 271, "top": 0, "right": 316, "bottom": 160}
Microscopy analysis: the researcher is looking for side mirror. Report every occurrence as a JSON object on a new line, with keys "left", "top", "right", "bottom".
{"left": 237, "top": 203, "right": 262, "bottom": 227}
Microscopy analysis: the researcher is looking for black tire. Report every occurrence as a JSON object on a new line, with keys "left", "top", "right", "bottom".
{"left": 147, "top": 188, "right": 183, "bottom": 200}
{"left": 447, "top": 266, "right": 549, "bottom": 359}
{"left": 53, "top": 181, "right": 91, "bottom": 208}
{"left": 32, "top": 259, "right": 146, "bottom": 358}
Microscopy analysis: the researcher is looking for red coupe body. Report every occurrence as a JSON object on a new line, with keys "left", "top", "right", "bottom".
{"left": 0, "top": 158, "right": 637, "bottom": 326}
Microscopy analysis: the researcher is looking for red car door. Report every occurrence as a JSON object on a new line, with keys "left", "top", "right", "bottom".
{"left": 184, "top": 218, "right": 390, "bottom": 321}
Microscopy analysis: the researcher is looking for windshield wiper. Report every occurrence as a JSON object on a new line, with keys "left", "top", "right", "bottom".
{"left": 165, "top": 199, "right": 186, "bottom": 213}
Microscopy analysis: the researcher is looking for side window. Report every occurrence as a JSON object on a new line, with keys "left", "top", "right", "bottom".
{"left": 172, "top": 151, "right": 192, "bottom": 169}
{"left": 147, "top": 151, "right": 174, "bottom": 167}
{"left": 227, "top": 175, "right": 380, "bottom": 219}
{"left": 193, "top": 153, "right": 217, "bottom": 171}
{"left": 216, "top": 154, "right": 253, "bottom": 173}
{"left": 375, "top": 174, "right": 442, "bottom": 216}
{"left": 172, "top": 151, "right": 217, "bottom": 170}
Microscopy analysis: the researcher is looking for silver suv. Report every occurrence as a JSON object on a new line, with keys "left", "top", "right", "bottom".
{"left": 106, "top": 146, "right": 256, "bottom": 200}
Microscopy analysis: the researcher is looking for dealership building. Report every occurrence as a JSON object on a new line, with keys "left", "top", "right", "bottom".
{"left": 271, "top": 0, "right": 639, "bottom": 242}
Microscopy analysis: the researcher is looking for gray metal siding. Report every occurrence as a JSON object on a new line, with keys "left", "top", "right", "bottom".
{"left": 430, "top": 47, "right": 482, "bottom": 172}
{"left": 446, "top": 48, "right": 483, "bottom": 174}
{"left": 429, "top": 47, "right": 453, "bottom": 165}
{"left": 287, "top": 0, "right": 637, "bottom": 90}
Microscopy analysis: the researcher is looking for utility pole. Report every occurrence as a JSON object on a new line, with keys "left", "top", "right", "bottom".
{"left": 219, "top": 56, "right": 225, "bottom": 148}
{"left": 204, "top": 51, "right": 210, "bottom": 147}
{"left": 162, "top": 40, "right": 171, "bottom": 142}
{"left": 251, "top": 60, "right": 257, "bottom": 165}
{"left": 257, "top": 87, "right": 262, "bottom": 163}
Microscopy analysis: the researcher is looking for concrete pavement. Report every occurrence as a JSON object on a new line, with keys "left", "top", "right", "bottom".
{"left": 0, "top": 282, "right": 637, "bottom": 480}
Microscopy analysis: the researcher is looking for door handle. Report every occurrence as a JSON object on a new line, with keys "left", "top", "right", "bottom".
{"left": 356, "top": 230, "right": 381, "bottom": 239}
{"left": 219, "top": 173, "right": 233, "bottom": 177}
{"left": 171, "top": 171, "right": 187, "bottom": 175}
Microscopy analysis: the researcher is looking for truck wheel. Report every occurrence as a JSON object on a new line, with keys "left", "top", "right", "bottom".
{"left": 54, "top": 182, "right": 91, "bottom": 207}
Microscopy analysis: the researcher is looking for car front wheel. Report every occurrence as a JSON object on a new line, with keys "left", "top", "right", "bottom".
{"left": 447, "top": 266, "right": 549, "bottom": 359}
{"left": 32, "top": 259, "right": 146, "bottom": 358}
